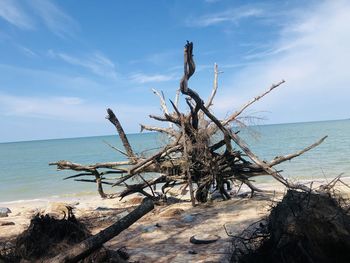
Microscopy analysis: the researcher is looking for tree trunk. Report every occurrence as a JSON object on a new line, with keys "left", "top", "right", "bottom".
{"left": 48, "top": 198, "right": 154, "bottom": 263}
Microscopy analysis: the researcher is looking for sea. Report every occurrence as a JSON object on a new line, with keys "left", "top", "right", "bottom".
{"left": 0, "top": 119, "right": 349, "bottom": 202}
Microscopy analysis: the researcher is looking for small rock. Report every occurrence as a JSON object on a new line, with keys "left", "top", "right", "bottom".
{"left": 159, "top": 208, "right": 184, "bottom": 218}
{"left": 95, "top": 206, "right": 111, "bottom": 211}
{"left": 182, "top": 214, "right": 196, "bottom": 223}
{"left": 142, "top": 225, "right": 157, "bottom": 233}
{"left": 190, "top": 234, "right": 220, "bottom": 244}
{"left": 188, "top": 250, "right": 197, "bottom": 254}
{"left": 166, "top": 196, "right": 183, "bottom": 204}
{"left": 0, "top": 221, "right": 15, "bottom": 226}
{"left": 210, "top": 191, "right": 223, "bottom": 200}
{"left": 0, "top": 207, "right": 11, "bottom": 217}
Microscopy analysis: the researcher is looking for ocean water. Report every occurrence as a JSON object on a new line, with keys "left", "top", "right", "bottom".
{"left": 0, "top": 119, "right": 349, "bottom": 202}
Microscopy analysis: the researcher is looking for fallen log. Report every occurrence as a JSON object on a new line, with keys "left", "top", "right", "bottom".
{"left": 48, "top": 198, "right": 154, "bottom": 263}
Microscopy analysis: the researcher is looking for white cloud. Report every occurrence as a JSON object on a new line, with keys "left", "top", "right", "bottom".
{"left": 16, "top": 45, "right": 37, "bottom": 57}
{"left": 0, "top": 0, "right": 78, "bottom": 37}
{"left": 214, "top": 0, "right": 350, "bottom": 123}
{"left": 48, "top": 50, "right": 117, "bottom": 79}
{"left": 27, "top": 0, "right": 78, "bottom": 37}
{"left": 188, "top": 6, "right": 265, "bottom": 27}
{"left": 0, "top": 0, "right": 34, "bottom": 29}
{"left": 0, "top": 93, "right": 96, "bottom": 122}
{"left": 0, "top": 63, "right": 107, "bottom": 93}
{"left": 205, "top": 0, "right": 221, "bottom": 3}
{"left": 129, "top": 50, "right": 179, "bottom": 67}
{"left": 130, "top": 73, "right": 176, "bottom": 84}
{"left": 0, "top": 92, "right": 156, "bottom": 124}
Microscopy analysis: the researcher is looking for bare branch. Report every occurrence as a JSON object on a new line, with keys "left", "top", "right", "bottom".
{"left": 268, "top": 136, "right": 328, "bottom": 166}
{"left": 50, "top": 160, "right": 131, "bottom": 171}
{"left": 222, "top": 80, "right": 285, "bottom": 126}
{"left": 103, "top": 140, "right": 129, "bottom": 157}
{"left": 205, "top": 63, "right": 222, "bottom": 108}
{"left": 140, "top": 124, "right": 177, "bottom": 137}
{"left": 106, "top": 108, "right": 135, "bottom": 159}
{"left": 152, "top": 88, "right": 170, "bottom": 115}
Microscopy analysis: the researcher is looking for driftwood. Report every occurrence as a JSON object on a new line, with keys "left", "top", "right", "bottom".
{"left": 48, "top": 198, "right": 154, "bottom": 263}
{"left": 50, "top": 41, "right": 327, "bottom": 204}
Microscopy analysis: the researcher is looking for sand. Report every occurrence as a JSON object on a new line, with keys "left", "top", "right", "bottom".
{"left": 1, "top": 178, "right": 349, "bottom": 263}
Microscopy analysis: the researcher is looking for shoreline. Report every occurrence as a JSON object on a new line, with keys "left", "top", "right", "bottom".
{"left": 2, "top": 175, "right": 349, "bottom": 205}
{"left": 1, "top": 177, "right": 350, "bottom": 262}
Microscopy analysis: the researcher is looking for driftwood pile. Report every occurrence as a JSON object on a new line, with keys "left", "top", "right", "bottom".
{"left": 230, "top": 189, "right": 350, "bottom": 263}
{"left": 50, "top": 42, "right": 326, "bottom": 204}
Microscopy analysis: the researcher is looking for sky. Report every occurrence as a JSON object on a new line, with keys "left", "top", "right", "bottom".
{"left": 0, "top": 0, "right": 349, "bottom": 142}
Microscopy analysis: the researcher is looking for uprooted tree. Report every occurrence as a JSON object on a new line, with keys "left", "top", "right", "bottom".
{"left": 50, "top": 41, "right": 327, "bottom": 204}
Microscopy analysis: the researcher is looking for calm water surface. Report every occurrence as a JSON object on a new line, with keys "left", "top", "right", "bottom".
{"left": 0, "top": 119, "right": 349, "bottom": 202}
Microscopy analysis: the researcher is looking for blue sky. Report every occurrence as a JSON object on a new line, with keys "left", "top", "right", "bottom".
{"left": 0, "top": 0, "right": 349, "bottom": 142}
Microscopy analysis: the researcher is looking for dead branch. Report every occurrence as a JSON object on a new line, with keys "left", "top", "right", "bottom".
{"left": 140, "top": 124, "right": 177, "bottom": 137}
{"left": 268, "top": 135, "right": 328, "bottom": 166}
{"left": 106, "top": 108, "right": 135, "bottom": 159}
{"left": 48, "top": 198, "right": 154, "bottom": 263}
{"left": 205, "top": 63, "right": 221, "bottom": 108}
{"left": 103, "top": 140, "right": 129, "bottom": 157}
{"left": 50, "top": 160, "right": 131, "bottom": 171}
{"left": 222, "top": 80, "right": 285, "bottom": 127}
{"left": 152, "top": 88, "right": 170, "bottom": 115}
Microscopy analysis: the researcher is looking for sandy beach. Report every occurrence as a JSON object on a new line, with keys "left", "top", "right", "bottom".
{"left": 1, "top": 177, "right": 349, "bottom": 262}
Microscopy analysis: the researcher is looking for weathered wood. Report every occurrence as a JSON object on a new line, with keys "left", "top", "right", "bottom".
{"left": 112, "top": 144, "right": 182, "bottom": 186}
{"left": 222, "top": 80, "right": 285, "bottom": 126}
{"left": 50, "top": 41, "right": 327, "bottom": 201}
{"left": 268, "top": 135, "right": 327, "bottom": 166}
{"left": 205, "top": 63, "right": 220, "bottom": 108}
{"left": 140, "top": 124, "right": 177, "bottom": 137}
{"left": 50, "top": 160, "right": 131, "bottom": 171}
{"left": 181, "top": 116, "right": 196, "bottom": 206}
{"left": 48, "top": 198, "right": 154, "bottom": 263}
{"left": 106, "top": 108, "right": 135, "bottom": 159}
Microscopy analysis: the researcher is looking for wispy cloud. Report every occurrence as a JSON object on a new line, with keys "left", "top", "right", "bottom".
{"left": 205, "top": 0, "right": 221, "bottom": 3}
{"left": 0, "top": 92, "right": 151, "bottom": 120}
{"left": 188, "top": 6, "right": 265, "bottom": 27}
{"left": 48, "top": 50, "right": 117, "bottom": 79}
{"left": 214, "top": 0, "right": 350, "bottom": 123}
{"left": 16, "top": 45, "right": 37, "bottom": 57}
{"left": 28, "top": 0, "right": 78, "bottom": 38}
{"left": 0, "top": 0, "right": 34, "bottom": 29}
{"left": 0, "top": 0, "right": 78, "bottom": 37}
{"left": 0, "top": 93, "right": 95, "bottom": 121}
{"left": 0, "top": 63, "right": 108, "bottom": 95}
{"left": 129, "top": 73, "right": 176, "bottom": 84}
{"left": 129, "top": 50, "right": 179, "bottom": 66}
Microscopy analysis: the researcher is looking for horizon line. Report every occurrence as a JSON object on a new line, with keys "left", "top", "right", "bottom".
{"left": 0, "top": 117, "right": 348, "bottom": 144}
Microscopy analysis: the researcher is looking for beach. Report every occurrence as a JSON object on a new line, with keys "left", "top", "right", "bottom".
{"left": 1, "top": 178, "right": 350, "bottom": 262}
{"left": 0, "top": 119, "right": 349, "bottom": 261}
